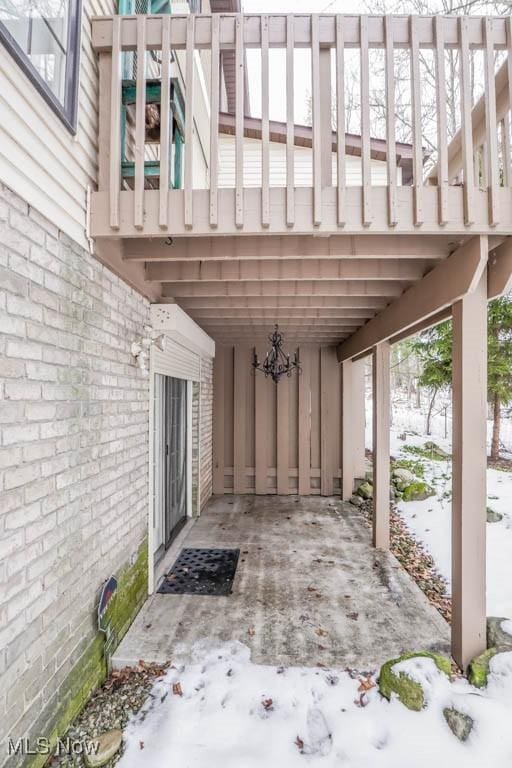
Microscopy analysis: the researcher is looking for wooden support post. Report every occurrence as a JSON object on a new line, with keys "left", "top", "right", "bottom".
{"left": 233, "top": 346, "right": 246, "bottom": 494}
{"left": 451, "top": 264, "right": 487, "bottom": 670}
{"left": 212, "top": 346, "right": 225, "bottom": 495}
{"left": 320, "top": 347, "right": 336, "bottom": 496}
{"left": 298, "top": 346, "right": 311, "bottom": 495}
{"left": 352, "top": 357, "right": 367, "bottom": 479}
{"left": 372, "top": 341, "right": 390, "bottom": 549}
{"left": 277, "top": 377, "right": 290, "bottom": 495}
{"left": 342, "top": 359, "right": 354, "bottom": 500}
{"left": 254, "top": 344, "right": 268, "bottom": 495}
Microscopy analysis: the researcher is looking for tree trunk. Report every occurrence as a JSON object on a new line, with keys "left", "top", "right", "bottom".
{"left": 491, "top": 392, "right": 501, "bottom": 461}
{"left": 426, "top": 389, "right": 437, "bottom": 436}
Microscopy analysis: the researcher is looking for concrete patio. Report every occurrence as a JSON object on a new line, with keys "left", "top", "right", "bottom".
{"left": 113, "top": 496, "right": 450, "bottom": 671}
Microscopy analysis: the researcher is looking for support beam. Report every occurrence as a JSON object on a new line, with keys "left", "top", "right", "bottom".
{"left": 123, "top": 234, "right": 455, "bottom": 262}
{"left": 372, "top": 341, "right": 390, "bottom": 549}
{"left": 337, "top": 236, "right": 488, "bottom": 361}
{"left": 173, "top": 296, "right": 390, "bottom": 310}
{"left": 185, "top": 308, "right": 376, "bottom": 320}
{"left": 342, "top": 359, "right": 354, "bottom": 500}
{"left": 488, "top": 237, "right": 512, "bottom": 299}
{"left": 163, "top": 280, "right": 406, "bottom": 298}
{"left": 451, "top": 267, "right": 487, "bottom": 670}
{"left": 145, "top": 259, "right": 429, "bottom": 283}
{"left": 352, "top": 357, "right": 367, "bottom": 479}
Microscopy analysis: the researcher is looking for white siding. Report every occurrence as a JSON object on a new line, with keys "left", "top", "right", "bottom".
{"left": 217, "top": 135, "right": 398, "bottom": 188}
{"left": 0, "top": 0, "right": 113, "bottom": 249}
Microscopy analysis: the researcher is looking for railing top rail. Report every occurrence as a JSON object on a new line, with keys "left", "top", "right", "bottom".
{"left": 91, "top": 13, "right": 512, "bottom": 53}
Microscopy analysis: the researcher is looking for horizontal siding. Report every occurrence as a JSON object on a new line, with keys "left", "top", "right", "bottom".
{"left": 217, "top": 135, "right": 396, "bottom": 188}
{"left": 152, "top": 338, "right": 201, "bottom": 382}
{"left": 0, "top": 0, "right": 113, "bottom": 248}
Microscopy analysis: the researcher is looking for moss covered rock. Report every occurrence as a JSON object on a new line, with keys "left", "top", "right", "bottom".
{"left": 356, "top": 481, "right": 373, "bottom": 500}
{"left": 487, "top": 617, "right": 512, "bottom": 650}
{"left": 467, "top": 647, "right": 501, "bottom": 688}
{"left": 424, "top": 441, "right": 451, "bottom": 460}
{"left": 378, "top": 651, "right": 451, "bottom": 711}
{"left": 443, "top": 707, "right": 473, "bottom": 742}
{"left": 401, "top": 481, "right": 435, "bottom": 502}
{"left": 486, "top": 507, "right": 503, "bottom": 523}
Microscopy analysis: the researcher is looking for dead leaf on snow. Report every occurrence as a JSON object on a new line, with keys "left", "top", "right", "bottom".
{"left": 172, "top": 682, "right": 183, "bottom": 697}
{"left": 248, "top": 625, "right": 256, "bottom": 637}
{"left": 295, "top": 736, "right": 305, "bottom": 752}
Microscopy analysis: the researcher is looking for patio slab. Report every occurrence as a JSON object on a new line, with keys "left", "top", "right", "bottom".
{"left": 113, "top": 495, "right": 450, "bottom": 671}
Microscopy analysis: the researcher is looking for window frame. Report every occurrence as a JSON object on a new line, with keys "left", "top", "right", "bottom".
{"left": 0, "top": 0, "right": 83, "bottom": 134}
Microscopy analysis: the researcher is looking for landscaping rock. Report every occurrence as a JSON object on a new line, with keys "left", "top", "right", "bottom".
{"left": 487, "top": 617, "right": 512, "bottom": 650}
{"left": 423, "top": 441, "right": 450, "bottom": 460}
{"left": 378, "top": 651, "right": 451, "bottom": 711}
{"left": 467, "top": 647, "right": 501, "bottom": 688}
{"left": 84, "top": 729, "right": 123, "bottom": 768}
{"left": 486, "top": 507, "right": 503, "bottom": 523}
{"left": 356, "top": 481, "right": 373, "bottom": 500}
{"left": 401, "top": 481, "right": 435, "bottom": 502}
{"left": 392, "top": 468, "right": 416, "bottom": 487}
{"left": 443, "top": 707, "right": 474, "bottom": 742}
{"left": 349, "top": 495, "right": 364, "bottom": 507}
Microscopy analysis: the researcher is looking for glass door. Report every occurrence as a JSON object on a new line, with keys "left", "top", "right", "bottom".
{"left": 164, "top": 376, "right": 188, "bottom": 548}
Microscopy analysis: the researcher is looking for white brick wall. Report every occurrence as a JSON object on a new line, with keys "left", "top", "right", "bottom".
{"left": 0, "top": 183, "right": 150, "bottom": 762}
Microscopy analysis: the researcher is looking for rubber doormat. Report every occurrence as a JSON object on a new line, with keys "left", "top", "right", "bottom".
{"left": 157, "top": 548, "right": 240, "bottom": 596}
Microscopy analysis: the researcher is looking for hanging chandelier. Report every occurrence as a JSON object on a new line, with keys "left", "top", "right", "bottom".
{"left": 252, "top": 326, "right": 301, "bottom": 384}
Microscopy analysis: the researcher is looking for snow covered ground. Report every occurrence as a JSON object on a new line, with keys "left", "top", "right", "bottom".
{"left": 117, "top": 641, "right": 512, "bottom": 768}
{"left": 366, "top": 398, "right": 512, "bottom": 618}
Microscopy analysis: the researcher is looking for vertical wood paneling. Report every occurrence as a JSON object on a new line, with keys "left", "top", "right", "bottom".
{"left": 298, "top": 346, "right": 311, "bottom": 495}
{"left": 434, "top": 16, "right": 448, "bottom": 226}
{"left": 335, "top": 15, "right": 345, "bottom": 226}
{"left": 286, "top": 14, "right": 295, "bottom": 228}
{"left": 233, "top": 346, "right": 247, "bottom": 493}
{"left": 235, "top": 13, "right": 245, "bottom": 229}
{"left": 134, "top": 15, "right": 147, "bottom": 231}
{"left": 384, "top": 14, "right": 397, "bottom": 227}
{"left": 483, "top": 16, "right": 499, "bottom": 226}
{"left": 159, "top": 15, "right": 171, "bottom": 229}
{"left": 209, "top": 13, "right": 220, "bottom": 228}
{"left": 98, "top": 52, "right": 112, "bottom": 192}
{"left": 254, "top": 345, "right": 268, "bottom": 494}
{"left": 184, "top": 15, "right": 195, "bottom": 229}
{"left": 320, "top": 346, "right": 335, "bottom": 496}
{"left": 277, "top": 377, "right": 290, "bottom": 494}
{"left": 261, "top": 15, "right": 270, "bottom": 228}
{"left": 109, "top": 16, "right": 122, "bottom": 230}
{"left": 320, "top": 49, "right": 332, "bottom": 188}
{"left": 212, "top": 346, "right": 225, "bottom": 494}
{"left": 372, "top": 341, "right": 390, "bottom": 549}
{"left": 342, "top": 358, "right": 354, "bottom": 500}
{"left": 360, "top": 15, "right": 371, "bottom": 226}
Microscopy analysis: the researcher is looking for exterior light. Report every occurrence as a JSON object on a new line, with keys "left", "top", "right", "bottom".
{"left": 252, "top": 325, "right": 301, "bottom": 384}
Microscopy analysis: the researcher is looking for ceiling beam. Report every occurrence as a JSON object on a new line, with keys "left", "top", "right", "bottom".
{"left": 171, "top": 296, "right": 390, "bottom": 309}
{"left": 162, "top": 280, "right": 406, "bottom": 298}
{"left": 124, "top": 234, "right": 456, "bottom": 262}
{"left": 146, "top": 259, "right": 429, "bottom": 283}
{"left": 185, "top": 307, "right": 375, "bottom": 319}
{"left": 199, "top": 322, "right": 361, "bottom": 331}
{"left": 337, "top": 236, "right": 488, "bottom": 362}
{"left": 488, "top": 237, "right": 512, "bottom": 300}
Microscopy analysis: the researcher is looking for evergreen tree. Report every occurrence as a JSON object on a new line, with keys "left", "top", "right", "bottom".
{"left": 411, "top": 297, "right": 512, "bottom": 457}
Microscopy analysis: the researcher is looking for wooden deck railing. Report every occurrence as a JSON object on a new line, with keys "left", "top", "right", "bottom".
{"left": 91, "top": 13, "right": 512, "bottom": 237}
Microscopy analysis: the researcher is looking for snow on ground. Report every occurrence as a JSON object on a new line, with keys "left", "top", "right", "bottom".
{"left": 366, "top": 397, "right": 512, "bottom": 618}
{"left": 118, "top": 641, "right": 512, "bottom": 768}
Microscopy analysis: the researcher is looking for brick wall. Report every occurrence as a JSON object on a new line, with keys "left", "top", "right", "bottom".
{"left": 0, "top": 183, "right": 151, "bottom": 763}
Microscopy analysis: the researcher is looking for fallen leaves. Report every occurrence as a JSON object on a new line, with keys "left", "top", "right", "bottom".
{"left": 172, "top": 682, "right": 183, "bottom": 697}
{"left": 315, "top": 627, "right": 328, "bottom": 638}
{"left": 248, "top": 625, "right": 256, "bottom": 637}
{"left": 357, "top": 677, "right": 376, "bottom": 693}
{"left": 295, "top": 735, "right": 305, "bottom": 753}
{"left": 262, "top": 698, "right": 274, "bottom": 711}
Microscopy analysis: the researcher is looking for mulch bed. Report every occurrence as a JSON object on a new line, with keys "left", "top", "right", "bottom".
{"left": 47, "top": 661, "right": 167, "bottom": 768}
{"left": 359, "top": 500, "right": 452, "bottom": 624}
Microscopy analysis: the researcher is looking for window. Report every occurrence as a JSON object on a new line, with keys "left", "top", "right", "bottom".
{"left": 0, "top": 0, "right": 82, "bottom": 132}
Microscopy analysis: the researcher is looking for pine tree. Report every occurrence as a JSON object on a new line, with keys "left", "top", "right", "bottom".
{"left": 411, "top": 297, "right": 512, "bottom": 457}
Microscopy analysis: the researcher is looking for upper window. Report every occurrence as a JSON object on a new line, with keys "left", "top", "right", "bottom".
{"left": 0, "top": 0, "right": 82, "bottom": 133}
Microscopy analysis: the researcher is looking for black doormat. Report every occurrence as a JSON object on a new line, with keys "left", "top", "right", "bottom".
{"left": 157, "top": 548, "right": 240, "bottom": 596}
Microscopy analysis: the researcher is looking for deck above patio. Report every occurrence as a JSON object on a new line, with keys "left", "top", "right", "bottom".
{"left": 91, "top": 13, "right": 512, "bottom": 239}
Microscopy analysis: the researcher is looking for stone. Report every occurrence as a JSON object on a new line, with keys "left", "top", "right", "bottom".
{"left": 467, "top": 647, "right": 501, "bottom": 688}
{"left": 401, "top": 481, "right": 435, "bottom": 502}
{"left": 423, "top": 441, "right": 450, "bottom": 460}
{"left": 378, "top": 651, "right": 452, "bottom": 711}
{"left": 84, "top": 729, "right": 123, "bottom": 768}
{"left": 486, "top": 507, "right": 503, "bottom": 523}
{"left": 356, "top": 481, "right": 373, "bottom": 500}
{"left": 487, "top": 617, "right": 512, "bottom": 650}
{"left": 443, "top": 707, "right": 474, "bottom": 742}
{"left": 392, "top": 468, "right": 415, "bottom": 486}
{"left": 349, "top": 495, "right": 364, "bottom": 507}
